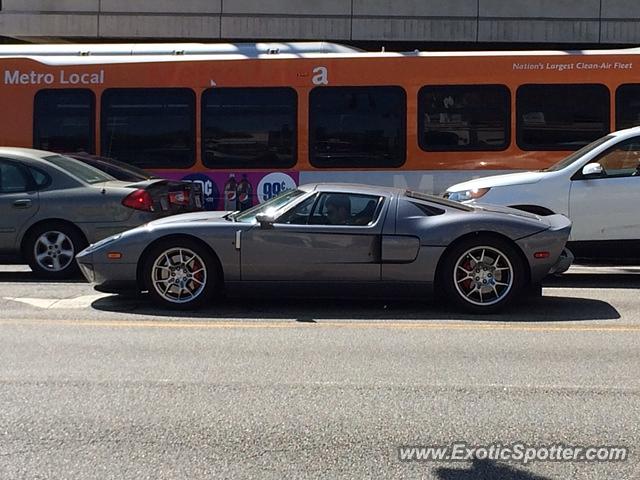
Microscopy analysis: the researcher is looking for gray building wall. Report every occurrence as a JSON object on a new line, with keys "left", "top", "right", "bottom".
{"left": 1, "top": 0, "right": 639, "bottom": 45}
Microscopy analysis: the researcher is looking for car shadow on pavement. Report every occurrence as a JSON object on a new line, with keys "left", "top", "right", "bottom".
{"left": 435, "top": 459, "right": 550, "bottom": 480}
{"left": 91, "top": 293, "right": 620, "bottom": 322}
{"left": 544, "top": 272, "right": 640, "bottom": 289}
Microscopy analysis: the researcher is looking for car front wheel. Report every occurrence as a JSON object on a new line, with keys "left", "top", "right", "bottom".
{"left": 441, "top": 236, "right": 525, "bottom": 314}
{"left": 25, "top": 223, "right": 86, "bottom": 279}
{"left": 143, "top": 239, "right": 217, "bottom": 309}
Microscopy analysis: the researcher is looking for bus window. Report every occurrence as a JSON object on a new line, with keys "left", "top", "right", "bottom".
{"left": 101, "top": 88, "right": 195, "bottom": 169}
{"left": 34, "top": 89, "right": 95, "bottom": 154}
{"left": 616, "top": 84, "right": 640, "bottom": 130}
{"left": 517, "top": 84, "right": 610, "bottom": 151}
{"left": 309, "top": 86, "right": 406, "bottom": 168}
{"left": 418, "top": 85, "right": 510, "bottom": 151}
{"left": 202, "top": 87, "right": 296, "bottom": 169}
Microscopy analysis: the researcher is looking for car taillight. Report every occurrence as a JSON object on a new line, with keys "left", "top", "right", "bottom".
{"left": 122, "top": 189, "right": 155, "bottom": 212}
{"left": 169, "top": 190, "right": 190, "bottom": 207}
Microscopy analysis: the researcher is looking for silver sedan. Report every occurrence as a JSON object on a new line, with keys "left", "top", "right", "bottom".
{"left": 0, "top": 148, "right": 191, "bottom": 278}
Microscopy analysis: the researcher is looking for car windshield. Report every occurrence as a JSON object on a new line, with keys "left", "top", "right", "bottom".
{"left": 231, "top": 189, "right": 306, "bottom": 223}
{"left": 44, "top": 154, "right": 115, "bottom": 184}
{"left": 542, "top": 135, "right": 614, "bottom": 172}
{"left": 71, "top": 154, "right": 156, "bottom": 181}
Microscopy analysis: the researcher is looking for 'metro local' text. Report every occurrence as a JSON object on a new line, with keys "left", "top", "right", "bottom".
{"left": 3, "top": 69, "right": 105, "bottom": 85}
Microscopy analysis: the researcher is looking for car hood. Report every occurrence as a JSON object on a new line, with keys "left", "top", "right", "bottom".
{"left": 146, "top": 210, "right": 232, "bottom": 227}
{"left": 447, "top": 170, "right": 548, "bottom": 192}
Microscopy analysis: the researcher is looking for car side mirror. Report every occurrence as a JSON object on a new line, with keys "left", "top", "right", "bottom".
{"left": 255, "top": 213, "right": 275, "bottom": 229}
{"left": 581, "top": 162, "right": 603, "bottom": 177}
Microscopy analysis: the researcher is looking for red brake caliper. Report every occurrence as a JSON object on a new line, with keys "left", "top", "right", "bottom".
{"left": 192, "top": 259, "right": 204, "bottom": 285}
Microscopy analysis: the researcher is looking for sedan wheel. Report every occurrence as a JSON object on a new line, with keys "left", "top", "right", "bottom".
{"left": 34, "top": 231, "right": 76, "bottom": 273}
{"left": 25, "top": 223, "right": 86, "bottom": 279}
{"left": 144, "top": 239, "right": 217, "bottom": 309}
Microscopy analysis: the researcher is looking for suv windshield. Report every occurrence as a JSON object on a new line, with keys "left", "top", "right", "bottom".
{"left": 231, "top": 189, "right": 306, "bottom": 223}
{"left": 542, "top": 135, "right": 614, "bottom": 172}
{"left": 44, "top": 155, "right": 115, "bottom": 184}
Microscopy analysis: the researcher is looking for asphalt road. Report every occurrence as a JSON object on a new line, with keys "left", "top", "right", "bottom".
{"left": 0, "top": 265, "right": 639, "bottom": 479}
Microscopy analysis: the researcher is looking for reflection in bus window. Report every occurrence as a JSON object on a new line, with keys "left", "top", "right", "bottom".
{"left": 309, "top": 86, "right": 406, "bottom": 168}
{"left": 419, "top": 85, "right": 510, "bottom": 151}
{"left": 517, "top": 84, "right": 610, "bottom": 151}
{"left": 101, "top": 88, "right": 195, "bottom": 169}
{"left": 34, "top": 89, "right": 95, "bottom": 154}
{"left": 616, "top": 84, "right": 640, "bottom": 130}
{"left": 202, "top": 88, "right": 296, "bottom": 169}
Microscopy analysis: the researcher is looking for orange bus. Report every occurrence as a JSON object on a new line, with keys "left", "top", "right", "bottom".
{"left": 1, "top": 42, "right": 640, "bottom": 210}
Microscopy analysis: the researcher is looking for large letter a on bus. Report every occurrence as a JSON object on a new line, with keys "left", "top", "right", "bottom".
{"left": 312, "top": 67, "right": 328, "bottom": 85}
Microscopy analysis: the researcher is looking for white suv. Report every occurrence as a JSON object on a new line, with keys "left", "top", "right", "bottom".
{"left": 446, "top": 127, "right": 640, "bottom": 263}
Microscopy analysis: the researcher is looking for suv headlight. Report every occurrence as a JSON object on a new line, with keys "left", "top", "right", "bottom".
{"left": 446, "top": 187, "right": 491, "bottom": 202}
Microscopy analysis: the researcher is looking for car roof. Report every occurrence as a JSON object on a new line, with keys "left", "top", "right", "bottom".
{"left": 0, "top": 147, "right": 61, "bottom": 161}
{"left": 300, "top": 182, "right": 405, "bottom": 197}
{"left": 607, "top": 126, "right": 640, "bottom": 139}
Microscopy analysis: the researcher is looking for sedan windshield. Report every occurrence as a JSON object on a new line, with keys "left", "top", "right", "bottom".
{"left": 542, "top": 135, "right": 613, "bottom": 172}
{"left": 44, "top": 155, "right": 115, "bottom": 184}
{"left": 231, "top": 189, "right": 306, "bottom": 223}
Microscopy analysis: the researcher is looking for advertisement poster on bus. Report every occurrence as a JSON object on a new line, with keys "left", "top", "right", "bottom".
{"left": 156, "top": 171, "right": 299, "bottom": 211}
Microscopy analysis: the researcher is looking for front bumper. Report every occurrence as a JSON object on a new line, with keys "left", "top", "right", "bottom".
{"left": 76, "top": 250, "right": 140, "bottom": 294}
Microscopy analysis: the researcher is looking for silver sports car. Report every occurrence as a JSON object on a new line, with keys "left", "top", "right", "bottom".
{"left": 76, "top": 183, "right": 573, "bottom": 313}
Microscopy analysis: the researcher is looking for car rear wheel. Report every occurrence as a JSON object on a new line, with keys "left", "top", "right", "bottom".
{"left": 440, "top": 236, "right": 525, "bottom": 314}
{"left": 25, "top": 223, "right": 86, "bottom": 279}
{"left": 144, "top": 239, "right": 217, "bottom": 309}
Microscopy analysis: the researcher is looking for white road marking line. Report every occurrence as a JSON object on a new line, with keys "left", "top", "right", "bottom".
{"left": 3, "top": 294, "right": 110, "bottom": 309}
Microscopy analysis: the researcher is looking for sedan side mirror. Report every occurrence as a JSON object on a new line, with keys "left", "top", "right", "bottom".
{"left": 581, "top": 162, "right": 603, "bottom": 177}
{"left": 255, "top": 213, "right": 275, "bottom": 229}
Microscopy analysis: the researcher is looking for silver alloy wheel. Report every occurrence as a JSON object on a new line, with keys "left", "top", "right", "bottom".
{"left": 33, "top": 230, "right": 75, "bottom": 272}
{"left": 453, "top": 246, "right": 514, "bottom": 306}
{"left": 151, "top": 247, "right": 207, "bottom": 304}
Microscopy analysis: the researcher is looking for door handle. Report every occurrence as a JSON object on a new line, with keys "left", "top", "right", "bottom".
{"left": 13, "top": 199, "right": 32, "bottom": 208}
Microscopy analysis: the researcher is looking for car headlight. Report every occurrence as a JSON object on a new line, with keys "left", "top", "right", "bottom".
{"left": 84, "top": 233, "right": 123, "bottom": 253}
{"left": 446, "top": 187, "right": 491, "bottom": 202}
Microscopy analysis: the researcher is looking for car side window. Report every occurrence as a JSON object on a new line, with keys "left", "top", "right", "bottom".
{"left": 0, "top": 160, "right": 31, "bottom": 194}
{"left": 276, "top": 194, "right": 319, "bottom": 225}
{"left": 308, "top": 193, "right": 383, "bottom": 226}
{"left": 403, "top": 201, "right": 445, "bottom": 217}
{"left": 587, "top": 137, "right": 640, "bottom": 179}
{"left": 28, "top": 167, "right": 52, "bottom": 189}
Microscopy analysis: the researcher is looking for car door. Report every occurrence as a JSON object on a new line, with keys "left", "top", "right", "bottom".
{"left": 0, "top": 159, "right": 40, "bottom": 253}
{"left": 240, "top": 192, "right": 387, "bottom": 282}
{"left": 569, "top": 136, "right": 640, "bottom": 243}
